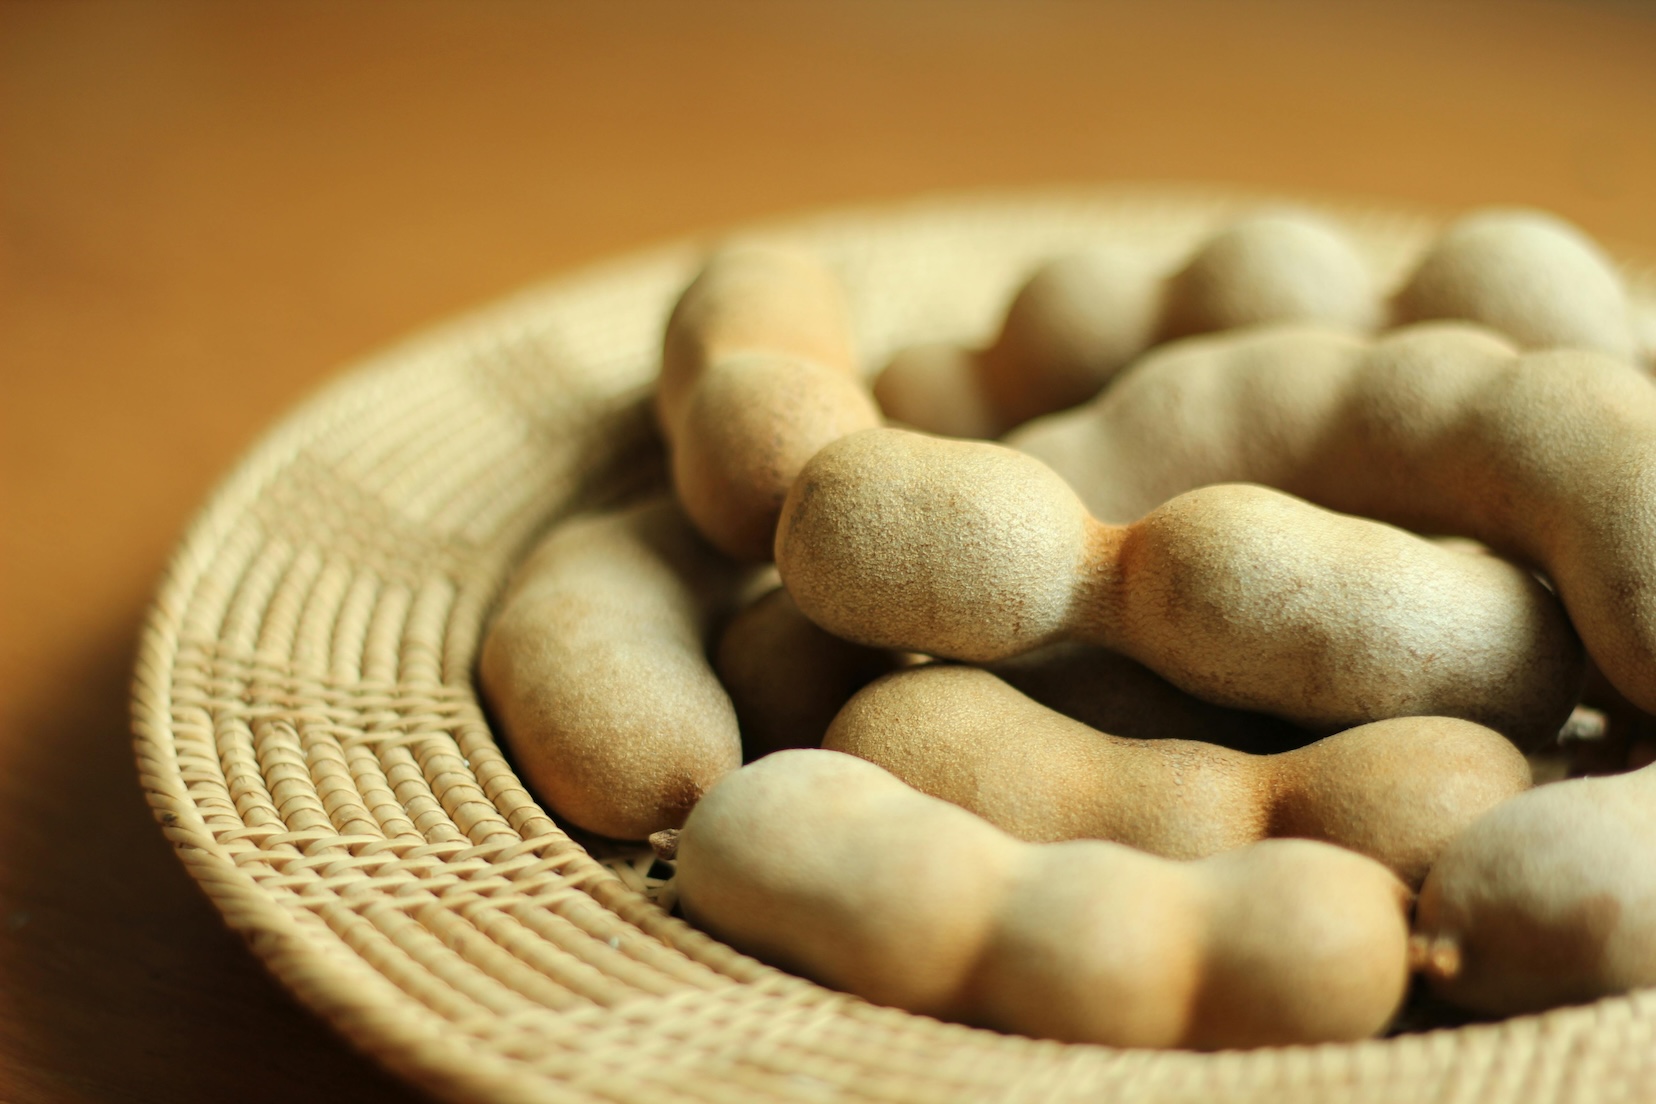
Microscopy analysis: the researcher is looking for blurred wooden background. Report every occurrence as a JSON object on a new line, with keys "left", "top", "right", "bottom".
{"left": 3, "top": 2, "right": 1655, "bottom": 1100}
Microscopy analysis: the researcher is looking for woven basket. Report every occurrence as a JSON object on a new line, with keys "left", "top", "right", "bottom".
{"left": 133, "top": 188, "right": 1656, "bottom": 1104}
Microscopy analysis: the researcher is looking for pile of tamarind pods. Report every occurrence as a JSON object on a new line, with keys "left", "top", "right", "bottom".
{"left": 480, "top": 205, "right": 1656, "bottom": 1050}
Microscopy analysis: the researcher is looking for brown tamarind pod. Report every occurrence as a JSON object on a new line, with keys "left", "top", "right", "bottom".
{"left": 714, "top": 585, "right": 910, "bottom": 760}
{"left": 775, "top": 427, "right": 1583, "bottom": 748}
{"left": 1412, "top": 761, "right": 1656, "bottom": 1015}
{"left": 479, "top": 497, "right": 757, "bottom": 839}
{"left": 1010, "top": 321, "right": 1656, "bottom": 720}
{"left": 659, "top": 244, "right": 858, "bottom": 435}
{"left": 675, "top": 749, "right": 1412, "bottom": 1049}
{"left": 1160, "top": 210, "right": 1379, "bottom": 338}
{"left": 825, "top": 665, "right": 1531, "bottom": 887}
{"left": 873, "top": 211, "right": 1372, "bottom": 437}
{"left": 969, "top": 248, "right": 1164, "bottom": 434}
{"left": 658, "top": 246, "right": 880, "bottom": 560}
{"left": 1392, "top": 208, "right": 1637, "bottom": 359}
{"left": 874, "top": 341, "right": 1016, "bottom": 441}
{"left": 988, "top": 643, "right": 1310, "bottom": 754}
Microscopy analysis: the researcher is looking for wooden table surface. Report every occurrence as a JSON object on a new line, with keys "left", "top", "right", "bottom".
{"left": 4, "top": 2, "right": 1656, "bottom": 1100}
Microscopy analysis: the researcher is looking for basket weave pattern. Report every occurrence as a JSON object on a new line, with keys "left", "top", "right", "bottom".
{"left": 133, "top": 191, "right": 1656, "bottom": 1103}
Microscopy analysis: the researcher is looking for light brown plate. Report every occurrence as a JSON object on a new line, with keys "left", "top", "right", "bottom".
{"left": 134, "top": 187, "right": 1656, "bottom": 1104}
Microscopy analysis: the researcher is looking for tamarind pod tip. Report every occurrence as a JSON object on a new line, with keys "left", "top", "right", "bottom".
{"left": 1408, "top": 933, "right": 1464, "bottom": 980}
{"left": 650, "top": 828, "right": 681, "bottom": 861}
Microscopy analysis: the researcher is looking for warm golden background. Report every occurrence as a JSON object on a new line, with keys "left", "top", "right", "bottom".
{"left": 3, "top": 2, "right": 1656, "bottom": 1100}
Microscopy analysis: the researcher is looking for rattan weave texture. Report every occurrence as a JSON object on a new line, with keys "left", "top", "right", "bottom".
{"left": 133, "top": 189, "right": 1656, "bottom": 1104}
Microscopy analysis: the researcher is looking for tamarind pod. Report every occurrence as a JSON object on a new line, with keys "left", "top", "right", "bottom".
{"left": 659, "top": 246, "right": 879, "bottom": 560}
{"left": 874, "top": 212, "right": 1373, "bottom": 437}
{"left": 1412, "top": 761, "right": 1656, "bottom": 1015}
{"left": 1012, "top": 322, "right": 1656, "bottom": 715}
{"left": 674, "top": 749, "right": 1411, "bottom": 1049}
{"left": 776, "top": 427, "right": 1583, "bottom": 747}
{"left": 715, "top": 585, "right": 910, "bottom": 759}
{"left": 479, "top": 498, "right": 755, "bottom": 839}
{"left": 825, "top": 665, "right": 1531, "bottom": 886}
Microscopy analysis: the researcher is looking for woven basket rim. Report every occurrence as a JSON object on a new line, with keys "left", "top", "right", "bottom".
{"left": 132, "top": 184, "right": 1656, "bottom": 1104}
